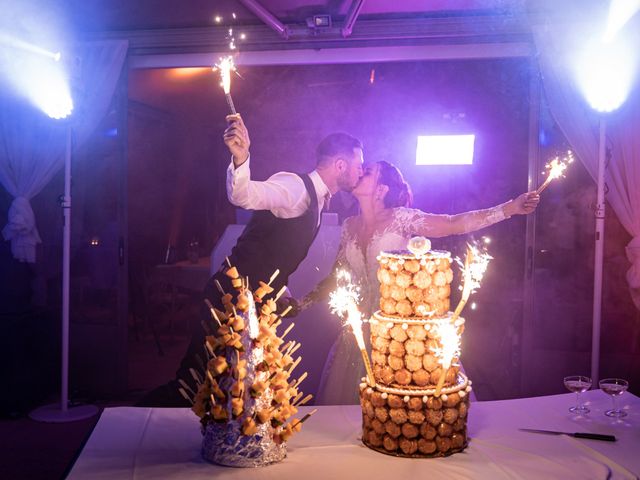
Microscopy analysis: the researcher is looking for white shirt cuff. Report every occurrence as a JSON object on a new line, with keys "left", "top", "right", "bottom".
{"left": 228, "top": 155, "right": 250, "bottom": 184}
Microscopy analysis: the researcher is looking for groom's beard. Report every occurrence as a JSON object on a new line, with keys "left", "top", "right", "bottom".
{"left": 337, "top": 172, "right": 356, "bottom": 192}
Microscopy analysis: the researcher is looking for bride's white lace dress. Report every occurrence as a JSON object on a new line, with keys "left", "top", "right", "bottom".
{"left": 314, "top": 205, "right": 508, "bottom": 405}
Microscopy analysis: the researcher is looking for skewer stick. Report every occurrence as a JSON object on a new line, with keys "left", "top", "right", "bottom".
{"left": 204, "top": 299, "right": 223, "bottom": 327}
{"left": 291, "top": 372, "right": 308, "bottom": 389}
{"left": 279, "top": 306, "right": 293, "bottom": 318}
{"left": 294, "top": 394, "right": 313, "bottom": 407}
{"left": 210, "top": 394, "right": 217, "bottom": 406}
{"left": 178, "top": 388, "right": 194, "bottom": 405}
{"left": 280, "top": 340, "right": 293, "bottom": 354}
{"left": 291, "top": 392, "right": 303, "bottom": 405}
{"left": 205, "top": 341, "right": 217, "bottom": 358}
{"left": 225, "top": 256, "right": 232, "bottom": 268}
{"left": 288, "top": 342, "right": 301, "bottom": 357}
{"left": 214, "top": 279, "right": 225, "bottom": 295}
{"left": 291, "top": 408, "right": 318, "bottom": 428}
{"left": 268, "top": 269, "right": 280, "bottom": 286}
{"left": 274, "top": 286, "right": 287, "bottom": 302}
{"left": 280, "top": 322, "right": 295, "bottom": 340}
{"left": 178, "top": 379, "right": 196, "bottom": 396}
{"left": 189, "top": 368, "right": 203, "bottom": 385}
{"left": 287, "top": 356, "right": 302, "bottom": 373}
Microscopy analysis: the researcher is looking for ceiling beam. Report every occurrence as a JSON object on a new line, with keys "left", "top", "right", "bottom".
{"left": 87, "top": 15, "right": 532, "bottom": 58}
{"left": 129, "top": 42, "right": 533, "bottom": 69}
{"left": 342, "top": 0, "right": 366, "bottom": 38}
{"left": 237, "top": 0, "right": 290, "bottom": 39}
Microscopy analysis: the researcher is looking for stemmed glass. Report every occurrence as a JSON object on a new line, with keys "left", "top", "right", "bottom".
{"left": 599, "top": 378, "right": 629, "bottom": 418}
{"left": 564, "top": 375, "right": 592, "bottom": 414}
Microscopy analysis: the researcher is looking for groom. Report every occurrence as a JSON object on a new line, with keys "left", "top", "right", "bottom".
{"left": 212, "top": 113, "right": 363, "bottom": 298}
{"left": 139, "top": 114, "right": 363, "bottom": 406}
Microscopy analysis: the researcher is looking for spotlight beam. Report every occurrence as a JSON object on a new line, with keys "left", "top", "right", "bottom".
{"left": 0, "top": 32, "right": 60, "bottom": 60}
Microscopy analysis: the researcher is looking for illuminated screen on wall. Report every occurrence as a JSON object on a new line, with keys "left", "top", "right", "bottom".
{"left": 416, "top": 134, "right": 475, "bottom": 165}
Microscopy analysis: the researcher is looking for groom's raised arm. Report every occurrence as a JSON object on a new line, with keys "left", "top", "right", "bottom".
{"left": 223, "top": 113, "right": 308, "bottom": 214}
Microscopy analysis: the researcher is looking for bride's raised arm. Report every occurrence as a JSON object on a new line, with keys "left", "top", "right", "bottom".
{"left": 402, "top": 191, "right": 539, "bottom": 238}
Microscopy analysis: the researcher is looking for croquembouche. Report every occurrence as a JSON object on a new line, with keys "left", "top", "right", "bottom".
{"left": 183, "top": 263, "right": 314, "bottom": 467}
{"left": 360, "top": 238, "right": 474, "bottom": 457}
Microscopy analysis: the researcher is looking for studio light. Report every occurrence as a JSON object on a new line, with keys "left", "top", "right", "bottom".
{"left": 0, "top": 34, "right": 73, "bottom": 119}
{"left": 416, "top": 134, "right": 475, "bottom": 166}
{"left": 575, "top": 38, "right": 634, "bottom": 113}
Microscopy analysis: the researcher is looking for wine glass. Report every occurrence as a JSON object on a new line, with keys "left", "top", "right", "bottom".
{"left": 599, "top": 378, "right": 629, "bottom": 418}
{"left": 564, "top": 375, "right": 592, "bottom": 414}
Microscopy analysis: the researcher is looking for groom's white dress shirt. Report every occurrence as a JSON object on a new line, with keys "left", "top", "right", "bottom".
{"left": 226, "top": 158, "right": 331, "bottom": 226}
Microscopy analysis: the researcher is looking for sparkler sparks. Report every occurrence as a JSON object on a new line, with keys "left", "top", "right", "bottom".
{"left": 212, "top": 56, "right": 237, "bottom": 114}
{"left": 433, "top": 320, "right": 462, "bottom": 396}
{"left": 432, "top": 321, "right": 461, "bottom": 371}
{"left": 211, "top": 12, "right": 246, "bottom": 115}
{"left": 453, "top": 244, "right": 493, "bottom": 320}
{"left": 329, "top": 270, "right": 375, "bottom": 386}
{"left": 328, "top": 270, "right": 361, "bottom": 318}
{"left": 452, "top": 243, "right": 492, "bottom": 320}
{"left": 536, "top": 150, "right": 575, "bottom": 194}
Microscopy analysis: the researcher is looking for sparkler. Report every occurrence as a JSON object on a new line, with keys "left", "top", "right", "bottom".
{"left": 329, "top": 270, "right": 376, "bottom": 386}
{"left": 433, "top": 321, "right": 462, "bottom": 396}
{"left": 434, "top": 243, "right": 491, "bottom": 396}
{"left": 452, "top": 244, "right": 492, "bottom": 321}
{"left": 536, "top": 150, "right": 575, "bottom": 194}
{"left": 213, "top": 56, "right": 237, "bottom": 115}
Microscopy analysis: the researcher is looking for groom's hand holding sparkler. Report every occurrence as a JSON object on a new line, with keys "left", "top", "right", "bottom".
{"left": 224, "top": 114, "right": 250, "bottom": 167}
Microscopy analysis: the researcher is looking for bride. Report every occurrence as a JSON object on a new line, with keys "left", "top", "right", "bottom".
{"left": 299, "top": 160, "right": 539, "bottom": 405}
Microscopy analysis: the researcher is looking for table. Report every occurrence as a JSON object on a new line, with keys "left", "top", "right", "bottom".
{"left": 68, "top": 390, "right": 639, "bottom": 479}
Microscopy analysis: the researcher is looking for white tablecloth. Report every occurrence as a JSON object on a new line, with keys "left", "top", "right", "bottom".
{"left": 68, "top": 390, "right": 639, "bottom": 479}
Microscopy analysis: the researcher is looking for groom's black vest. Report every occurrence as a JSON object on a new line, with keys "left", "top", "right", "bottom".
{"left": 226, "top": 173, "right": 321, "bottom": 293}
{"left": 173, "top": 174, "right": 321, "bottom": 404}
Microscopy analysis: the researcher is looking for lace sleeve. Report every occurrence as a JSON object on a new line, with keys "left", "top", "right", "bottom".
{"left": 396, "top": 203, "right": 512, "bottom": 239}
{"left": 299, "top": 217, "right": 352, "bottom": 309}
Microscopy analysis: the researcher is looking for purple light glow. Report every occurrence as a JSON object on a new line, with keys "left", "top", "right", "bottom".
{"left": 416, "top": 134, "right": 475, "bottom": 166}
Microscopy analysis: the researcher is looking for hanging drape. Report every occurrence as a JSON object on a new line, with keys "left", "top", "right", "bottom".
{"left": 533, "top": 24, "right": 640, "bottom": 309}
{"left": 0, "top": 39, "right": 128, "bottom": 263}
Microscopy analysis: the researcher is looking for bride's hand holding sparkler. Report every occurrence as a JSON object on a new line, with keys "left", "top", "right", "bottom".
{"left": 224, "top": 114, "right": 250, "bottom": 166}
{"left": 504, "top": 191, "right": 540, "bottom": 216}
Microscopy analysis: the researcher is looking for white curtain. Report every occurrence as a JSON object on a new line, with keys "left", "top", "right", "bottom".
{"left": 610, "top": 103, "right": 640, "bottom": 309}
{"left": 533, "top": 24, "right": 640, "bottom": 309}
{"left": 0, "top": 39, "right": 128, "bottom": 263}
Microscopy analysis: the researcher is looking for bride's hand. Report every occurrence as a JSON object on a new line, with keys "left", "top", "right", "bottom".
{"left": 507, "top": 192, "right": 540, "bottom": 216}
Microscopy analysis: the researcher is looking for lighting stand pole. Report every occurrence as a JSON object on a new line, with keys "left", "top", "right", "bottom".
{"left": 591, "top": 117, "right": 606, "bottom": 386}
{"left": 29, "top": 126, "right": 98, "bottom": 422}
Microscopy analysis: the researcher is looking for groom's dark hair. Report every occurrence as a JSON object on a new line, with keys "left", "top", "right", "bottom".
{"left": 316, "top": 133, "right": 363, "bottom": 166}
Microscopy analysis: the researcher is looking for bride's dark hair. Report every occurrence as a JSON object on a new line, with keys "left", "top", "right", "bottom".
{"left": 376, "top": 161, "right": 413, "bottom": 208}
